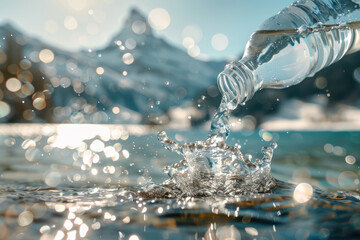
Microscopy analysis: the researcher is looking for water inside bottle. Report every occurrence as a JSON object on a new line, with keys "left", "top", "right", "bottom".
{"left": 243, "top": 21, "right": 360, "bottom": 89}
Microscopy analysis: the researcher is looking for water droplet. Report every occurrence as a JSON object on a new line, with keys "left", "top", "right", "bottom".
{"left": 270, "top": 142, "right": 278, "bottom": 149}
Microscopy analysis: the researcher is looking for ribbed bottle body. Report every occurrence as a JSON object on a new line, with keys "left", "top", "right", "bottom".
{"left": 218, "top": 0, "right": 360, "bottom": 106}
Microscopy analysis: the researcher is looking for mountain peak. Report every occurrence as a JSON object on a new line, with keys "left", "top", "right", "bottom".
{"left": 107, "top": 8, "right": 153, "bottom": 47}
{"left": 129, "top": 8, "right": 147, "bottom": 22}
{"left": 123, "top": 8, "right": 152, "bottom": 35}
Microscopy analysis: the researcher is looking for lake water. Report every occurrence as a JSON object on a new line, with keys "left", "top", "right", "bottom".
{"left": 0, "top": 124, "right": 359, "bottom": 239}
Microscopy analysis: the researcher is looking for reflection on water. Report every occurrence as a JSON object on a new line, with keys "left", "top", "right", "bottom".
{"left": 0, "top": 124, "right": 359, "bottom": 239}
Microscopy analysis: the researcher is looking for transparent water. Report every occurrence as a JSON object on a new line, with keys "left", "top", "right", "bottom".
{"left": 245, "top": 21, "right": 360, "bottom": 89}
{"left": 1, "top": 124, "right": 359, "bottom": 239}
{"left": 218, "top": 21, "right": 360, "bottom": 106}
{"left": 157, "top": 96, "right": 277, "bottom": 197}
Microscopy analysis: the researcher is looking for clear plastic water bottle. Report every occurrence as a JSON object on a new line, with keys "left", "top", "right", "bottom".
{"left": 218, "top": 0, "right": 360, "bottom": 108}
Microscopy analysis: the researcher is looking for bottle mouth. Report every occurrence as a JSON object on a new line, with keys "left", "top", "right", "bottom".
{"left": 217, "top": 61, "right": 255, "bottom": 108}
{"left": 218, "top": 69, "right": 242, "bottom": 109}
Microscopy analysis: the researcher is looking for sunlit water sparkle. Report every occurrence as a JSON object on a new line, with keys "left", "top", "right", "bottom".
{"left": 0, "top": 124, "right": 360, "bottom": 239}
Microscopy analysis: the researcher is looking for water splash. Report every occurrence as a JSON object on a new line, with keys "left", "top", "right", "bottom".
{"left": 157, "top": 95, "right": 277, "bottom": 197}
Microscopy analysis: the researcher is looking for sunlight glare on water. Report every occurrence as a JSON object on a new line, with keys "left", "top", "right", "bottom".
{"left": 293, "top": 182, "right": 313, "bottom": 203}
{"left": 0, "top": 124, "right": 360, "bottom": 239}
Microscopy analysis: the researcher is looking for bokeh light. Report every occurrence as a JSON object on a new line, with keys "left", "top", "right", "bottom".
{"left": 121, "top": 149, "right": 130, "bottom": 159}
{"left": 44, "top": 171, "right": 62, "bottom": 187}
{"left": 112, "top": 107, "right": 120, "bottom": 114}
{"left": 148, "top": 8, "right": 171, "bottom": 31}
{"left": 132, "top": 20, "right": 146, "bottom": 34}
{"left": 25, "top": 148, "right": 40, "bottom": 161}
{"left": 54, "top": 204, "right": 66, "bottom": 213}
{"left": 96, "top": 67, "right": 105, "bottom": 75}
{"left": 39, "top": 225, "right": 50, "bottom": 234}
{"left": 122, "top": 53, "right": 134, "bottom": 65}
{"left": 338, "top": 171, "right": 358, "bottom": 188}
{"left": 33, "top": 97, "right": 47, "bottom": 110}
{"left": 182, "top": 37, "right": 195, "bottom": 49}
{"left": 187, "top": 45, "right": 200, "bottom": 58}
{"left": 129, "top": 235, "right": 140, "bottom": 240}
{"left": 293, "top": 183, "right": 313, "bottom": 203}
{"left": 241, "top": 115, "right": 257, "bottom": 132}
{"left": 6, "top": 78, "right": 21, "bottom": 92}
{"left": 79, "top": 223, "right": 89, "bottom": 237}
{"left": 64, "top": 16, "right": 78, "bottom": 30}
{"left": 211, "top": 33, "right": 229, "bottom": 51}
{"left": 18, "top": 211, "right": 34, "bottom": 227}
{"left": 259, "top": 129, "right": 273, "bottom": 141}
{"left": 125, "top": 38, "right": 136, "bottom": 50}
{"left": 54, "top": 230, "right": 65, "bottom": 240}
{"left": 345, "top": 155, "right": 356, "bottom": 165}
{"left": 245, "top": 227, "right": 259, "bottom": 236}
{"left": 90, "top": 139, "right": 105, "bottom": 152}
{"left": 0, "top": 101, "right": 10, "bottom": 118}
{"left": 39, "top": 49, "right": 55, "bottom": 63}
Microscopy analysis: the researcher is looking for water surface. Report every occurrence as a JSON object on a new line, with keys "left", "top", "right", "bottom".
{"left": 0, "top": 124, "right": 359, "bottom": 239}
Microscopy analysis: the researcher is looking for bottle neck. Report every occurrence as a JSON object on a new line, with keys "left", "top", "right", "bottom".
{"left": 217, "top": 60, "right": 257, "bottom": 108}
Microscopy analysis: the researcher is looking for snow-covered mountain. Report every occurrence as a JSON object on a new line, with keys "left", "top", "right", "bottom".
{"left": 0, "top": 9, "right": 224, "bottom": 124}
{"left": 91, "top": 9, "right": 223, "bottom": 114}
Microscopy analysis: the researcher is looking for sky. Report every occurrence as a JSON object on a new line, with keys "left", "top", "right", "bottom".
{"left": 0, "top": 0, "right": 294, "bottom": 60}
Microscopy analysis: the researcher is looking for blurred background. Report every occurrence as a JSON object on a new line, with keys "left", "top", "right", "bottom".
{"left": 0, "top": 0, "right": 360, "bottom": 130}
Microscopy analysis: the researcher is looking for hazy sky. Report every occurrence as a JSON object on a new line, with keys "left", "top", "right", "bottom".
{"left": 0, "top": 0, "right": 294, "bottom": 60}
